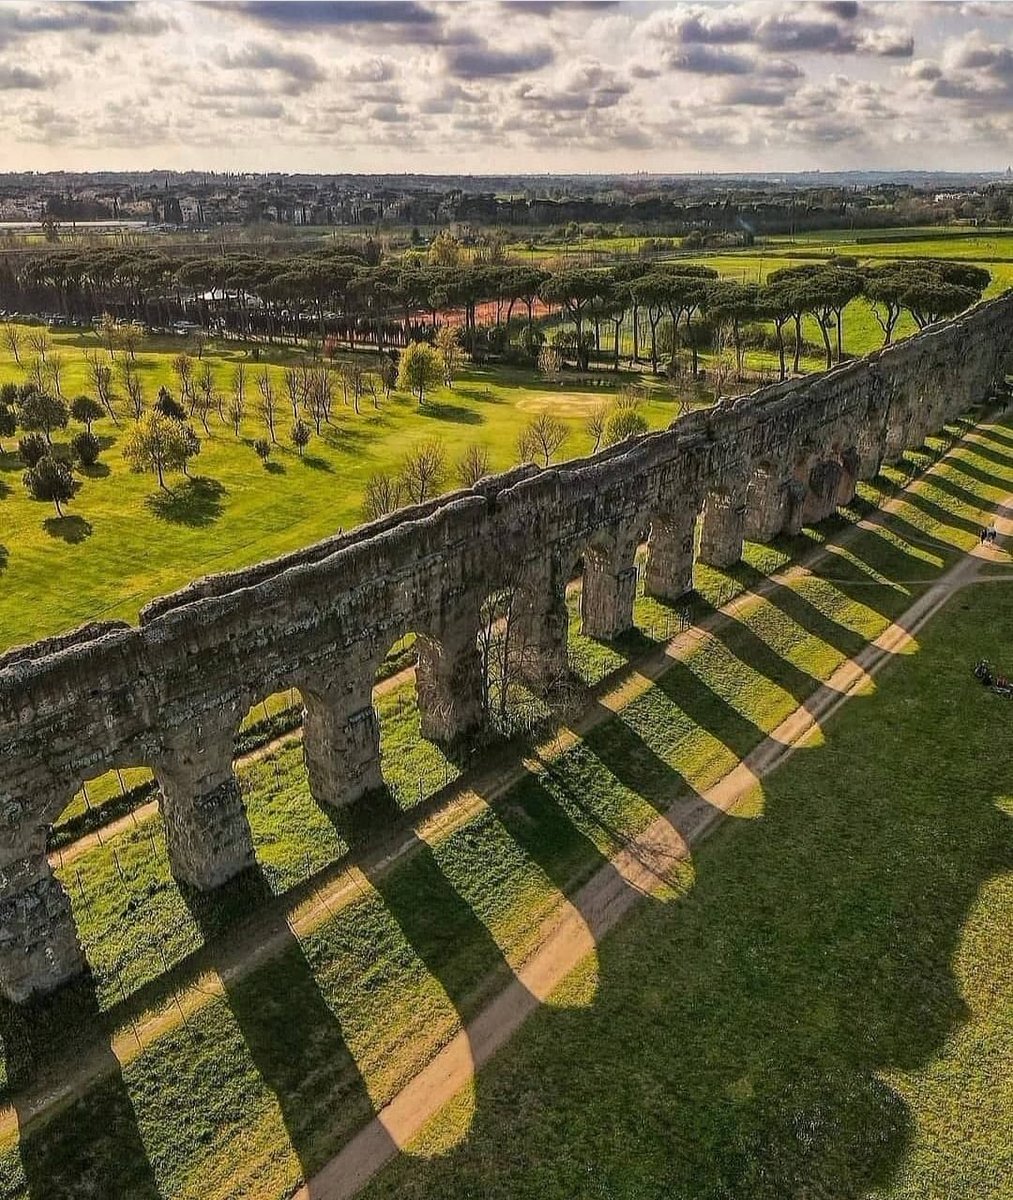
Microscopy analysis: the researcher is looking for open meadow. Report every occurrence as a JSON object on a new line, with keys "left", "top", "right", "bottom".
{"left": 0, "top": 334, "right": 691, "bottom": 653}
{"left": 3, "top": 226, "right": 1011, "bottom": 655}
{"left": 1, "top": 408, "right": 1011, "bottom": 1200}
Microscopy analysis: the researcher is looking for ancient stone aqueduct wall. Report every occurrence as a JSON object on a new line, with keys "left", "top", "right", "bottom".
{"left": 2, "top": 293, "right": 1012, "bottom": 1003}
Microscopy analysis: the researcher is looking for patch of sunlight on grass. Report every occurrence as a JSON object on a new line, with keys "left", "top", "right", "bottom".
{"left": 731, "top": 782, "right": 766, "bottom": 819}
{"left": 405, "top": 1081, "right": 477, "bottom": 1160}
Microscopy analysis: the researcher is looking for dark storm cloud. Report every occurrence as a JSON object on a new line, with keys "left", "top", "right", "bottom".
{"left": 446, "top": 41, "right": 555, "bottom": 79}
{"left": 755, "top": 14, "right": 858, "bottom": 54}
{"left": 721, "top": 82, "right": 790, "bottom": 106}
{"left": 819, "top": 2, "right": 860, "bottom": 19}
{"left": 660, "top": 4, "right": 911, "bottom": 60}
{"left": 0, "top": 0, "right": 171, "bottom": 42}
{"left": 951, "top": 39, "right": 1013, "bottom": 76}
{"left": 669, "top": 12, "right": 754, "bottom": 45}
{"left": 0, "top": 62, "right": 48, "bottom": 89}
{"left": 500, "top": 1, "right": 620, "bottom": 13}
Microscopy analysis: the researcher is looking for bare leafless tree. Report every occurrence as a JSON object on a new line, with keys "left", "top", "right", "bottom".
{"left": 517, "top": 412, "right": 568, "bottom": 467}
{"left": 172, "top": 354, "right": 195, "bottom": 413}
{"left": 85, "top": 350, "right": 118, "bottom": 425}
{"left": 26, "top": 328, "right": 50, "bottom": 361}
{"left": 256, "top": 369, "right": 278, "bottom": 443}
{"left": 362, "top": 472, "right": 402, "bottom": 521}
{"left": 456, "top": 443, "right": 491, "bottom": 488}
{"left": 44, "top": 351, "right": 65, "bottom": 397}
{"left": 228, "top": 364, "right": 246, "bottom": 436}
{"left": 120, "top": 358, "right": 145, "bottom": 420}
{"left": 585, "top": 401, "right": 610, "bottom": 453}
{"left": 2, "top": 323, "right": 23, "bottom": 366}
{"left": 398, "top": 439, "right": 446, "bottom": 504}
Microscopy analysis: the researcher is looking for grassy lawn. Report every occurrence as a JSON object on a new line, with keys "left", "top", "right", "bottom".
{"left": 0, "top": 415, "right": 1009, "bottom": 1200}
{"left": 363, "top": 551, "right": 1013, "bottom": 1200}
{"left": 0, "top": 337, "right": 693, "bottom": 653}
{"left": 2, "top": 228, "right": 1010, "bottom": 655}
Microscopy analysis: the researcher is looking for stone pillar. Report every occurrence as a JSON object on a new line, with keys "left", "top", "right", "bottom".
{"left": 645, "top": 502, "right": 698, "bottom": 602}
{"left": 510, "top": 568, "right": 569, "bottom": 696}
{"left": 302, "top": 681, "right": 383, "bottom": 809}
{"left": 0, "top": 830, "right": 86, "bottom": 1003}
{"left": 857, "top": 430, "right": 885, "bottom": 481}
{"left": 783, "top": 479, "right": 809, "bottom": 537}
{"left": 416, "top": 625, "right": 484, "bottom": 744}
{"left": 155, "top": 724, "right": 255, "bottom": 890}
{"left": 836, "top": 447, "right": 860, "bottom": 507}
{"left": 744, "top": 466, "right": 786, "bottom": 543}
{"left": 699, "top": 488, "right": 747, "bottom": 569}
{"left": 802, "top": 459, "right": 844, "bottom": 526}
{"left": 580, "top": 546, "right": 637, "bottom": 641}
{"left": 884, "top": 398, "right": 911, "bottom": 463}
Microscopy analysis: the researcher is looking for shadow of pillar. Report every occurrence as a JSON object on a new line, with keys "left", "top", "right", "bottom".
{"left": 182, "top": 865, "right": 394, "bottom": 1191}
{"left": 0, "top": 978, "right": 160, "bottom": 1199}
{"left": 320, "top": 785, "right": 538, "bottom": 1104}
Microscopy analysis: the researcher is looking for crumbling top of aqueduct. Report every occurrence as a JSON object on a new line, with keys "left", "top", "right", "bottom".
{"left": 1, "top": 290, "right": 1011, "bottom": 1004}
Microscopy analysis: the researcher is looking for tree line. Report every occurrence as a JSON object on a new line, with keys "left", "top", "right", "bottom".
{"left": 0, "top": 244, "right": 991, "bottom": 376}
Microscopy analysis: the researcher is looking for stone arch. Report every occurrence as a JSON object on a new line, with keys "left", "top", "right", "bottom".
{"left": 700, "top": 479, "right": 749, "bottom": 570}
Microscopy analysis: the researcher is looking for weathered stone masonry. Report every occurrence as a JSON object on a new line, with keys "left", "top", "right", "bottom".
{"left": 2, "top": 295, "right": 1011, "bottom": 1003}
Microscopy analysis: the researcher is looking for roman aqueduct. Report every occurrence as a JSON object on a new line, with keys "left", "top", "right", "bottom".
{"left": 2, "top": 293, "right": 1011, "bottom": 1003}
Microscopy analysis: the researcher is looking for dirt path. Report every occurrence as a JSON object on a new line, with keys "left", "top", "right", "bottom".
{"left": 10, "top": 426, "right": 1008, "bottom": 1153}
{"left": 297, "top": 499, "right": 1013, "bottom": 1200}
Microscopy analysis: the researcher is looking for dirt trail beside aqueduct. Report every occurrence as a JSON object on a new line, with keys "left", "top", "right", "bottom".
{"left": 6, "top": 436, "right": 1012, "bottom": 1192}
{"left": 298, "top": 504, "right": 1013, "bottom": 1199}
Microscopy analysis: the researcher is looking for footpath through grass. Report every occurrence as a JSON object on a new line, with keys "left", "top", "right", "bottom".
{"left": 363, "top": 522, "right": 1013, "bottom": 1200}
{"left": 0, "top": 416, "right": 1010, "bottom": 1199}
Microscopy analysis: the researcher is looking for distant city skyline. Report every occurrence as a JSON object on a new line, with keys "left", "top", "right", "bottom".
{"left": 0, "top": 0, "right": 1010, "bottom": 173}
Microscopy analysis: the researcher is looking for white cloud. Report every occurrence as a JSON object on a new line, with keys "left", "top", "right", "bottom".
{"left": 0, "top": 0, "right": 1007, "bottom": 172}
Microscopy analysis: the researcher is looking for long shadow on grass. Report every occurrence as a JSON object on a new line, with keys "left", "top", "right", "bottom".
{"left": 358, "top": 590, "right": 1013, "bottom": 1200}
{"left": 183, "top": 867, "right": 393, "bottom": 1189}
{"left": 323, "top": 786, "right": 537, "bottom": 1060}
{"left": 942, "top": 453, "right": 1013, "bottom": 495}
{"left": 0, "top": 977, "right": 160, "bottom": 1199}
{"left": 695, "top": 597, "right": 820, "bottom": 705}
{"left": 726, "top": 564, "right": 872, "bottom": 660}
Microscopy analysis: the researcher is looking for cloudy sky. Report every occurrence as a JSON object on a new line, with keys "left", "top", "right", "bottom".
{"left": 0, "top": 0, "right": 1010, "bottom": 173}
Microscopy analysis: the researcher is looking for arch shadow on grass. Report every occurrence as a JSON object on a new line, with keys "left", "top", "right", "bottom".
{"left": 354, "top": 584, "right": 1013, "bottom": 1200}
{"left": 182, "top": 864, "right": 395, "bottom": 1193}
{"left": 0, "top": 977, "right": 160, "bottom": 1200}
{"left": 144, "top": 476, "right": 225, "bottom": 527}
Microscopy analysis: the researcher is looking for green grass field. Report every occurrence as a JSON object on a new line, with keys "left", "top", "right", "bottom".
{"left": 363, "top": 542, "right": 1013, "bottom": 1200}
{"left": 0, "top": 336, "right": 690, "bottom": 653}
{"left": 1, "top": 412, "right": 1010, "bottom": 1200}
{"left": 1, "top": 226, "right": 1010, "bottom": 655}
